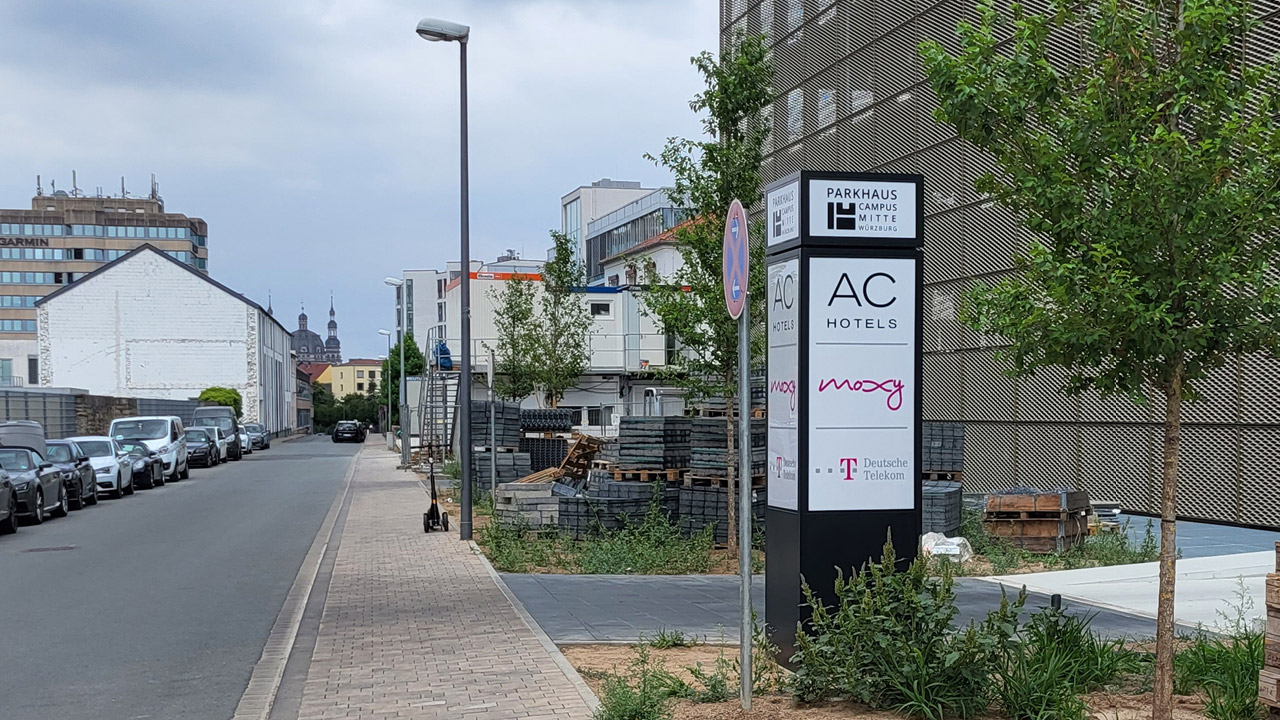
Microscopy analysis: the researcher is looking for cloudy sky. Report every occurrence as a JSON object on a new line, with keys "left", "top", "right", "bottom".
{"left": 0, "top": 0, "right": 718, "bottom": 358}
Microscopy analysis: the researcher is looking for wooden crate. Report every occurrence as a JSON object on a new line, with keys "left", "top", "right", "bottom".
{"left": 986, "top": 491, "right": 1090, "bottom": 514}
{"left": 1261, "top": 668, "right": 1280, "bottom": 706}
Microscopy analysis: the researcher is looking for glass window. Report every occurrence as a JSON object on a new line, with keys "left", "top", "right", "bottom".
{"left": 590, "top": 301, "right": 612, "bottom": 318}
{"left": 787, "top": 88, "right": 804, "bottom": 141}
{"left": 357, "top": 383, "right": 364, "bottom": 391}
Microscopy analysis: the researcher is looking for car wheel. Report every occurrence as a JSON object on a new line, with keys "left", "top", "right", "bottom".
{"left": 113, "top": 477, "right": 125, "bottom": 498}
{"left": 123, "top": 477, "right": 135, "bottom": 495}
{"left": 0, "top": 495, "right": 16, "bottom": 534}
{"left": 180, "top": 462, "right": 189, "bottom": 480}
{"left": 70, "top": 482, "right": 85, "bottom": 511}
{"left": 52, "top": 485, "right": 69, "bottom": 518}
{"left": 29, "top": 488, "right": 44, "bottom": 524}
{"left": 86, "top": 482, "right": 99, "bottom": 505}
{"left": 154, "top": 467, "right": 165, "bottom": 487}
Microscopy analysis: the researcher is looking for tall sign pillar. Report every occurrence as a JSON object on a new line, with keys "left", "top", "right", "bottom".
{"left": 763, "top": 171, "right": 924, "bottom": 663}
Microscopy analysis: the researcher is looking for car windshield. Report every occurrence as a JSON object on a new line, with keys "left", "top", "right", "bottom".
{"left": 113, "top": 419, "right": 168, "bottom": 440}
{"left": 78, "top": 440, "right": 114, "bottom": 457}
{"left": 0, "top": 449, "right": 32, "bottom": 472}
{"left": 338, "top": 422, "right": 355, "bottom": 429}
{"left": 45, "top": 444, "right": 73, "bottom": 462}
{"left": 186, "top": 429, "right": 210, "bottom": 442}
{"left": 118, "top": 442, "right": 148, "bottom": 456}
{"left": 194, "top": 417, "right": 234, "bottom": 432}
{"left": 246, "top": 424, "right": 263, "bottom": 433}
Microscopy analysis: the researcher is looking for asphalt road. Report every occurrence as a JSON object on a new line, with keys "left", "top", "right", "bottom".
{"left": 0, "top": 434, "right": 354, "bottom": 720}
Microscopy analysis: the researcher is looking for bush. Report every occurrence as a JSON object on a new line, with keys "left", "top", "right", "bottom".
{"left": 593, "top": 648, "right": 675, "bottom": 720}
{"left": 1172, "top": 583, "right": 1264, "bottom": 720}
{"left": 199, "top": 387, "right": 243, "bottom": 418}
{"left": 790, "top": 538, "right": 1022, "bottom": 718}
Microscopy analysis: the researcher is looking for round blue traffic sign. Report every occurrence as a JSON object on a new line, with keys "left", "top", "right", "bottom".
{"left": 723, "top": 199, "right": 749, "bottom": 320}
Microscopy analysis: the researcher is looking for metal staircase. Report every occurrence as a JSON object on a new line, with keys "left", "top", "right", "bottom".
{"left": 416, "top": 367, "right": 460, "bottom": 462}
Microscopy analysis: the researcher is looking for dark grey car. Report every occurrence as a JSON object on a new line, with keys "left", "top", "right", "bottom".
{"left": 0, "top": 447, "right": 67, "bottom": 524}
{"left": 46, "top": 440, "right": 100, "bottom": 510}
{"left": 243, "top": 423, "right": 270, "bottom": 450}
{"left": 0, "top": 469, "right": 16, "bottom": 534}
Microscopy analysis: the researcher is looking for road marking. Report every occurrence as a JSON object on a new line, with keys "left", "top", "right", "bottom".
{"left": 229, "top": 447, "right": 358, "bottom": 720}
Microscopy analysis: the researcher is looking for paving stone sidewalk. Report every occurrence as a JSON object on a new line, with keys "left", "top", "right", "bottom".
{"left": 295, "top": 449, "right": 594, "bottom": 720}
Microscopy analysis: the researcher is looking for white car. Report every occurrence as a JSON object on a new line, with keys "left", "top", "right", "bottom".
{"left": 68, "top": 436, "right": 134, "bottom": 498}
{"left": 238, "top": 429, "right": 252, "bottom": 455}
{"left": 108, "top": 415, "right": 189, "bottom": 482}
{"left": 211, "top": 427, "right": 230, "bottom": 461}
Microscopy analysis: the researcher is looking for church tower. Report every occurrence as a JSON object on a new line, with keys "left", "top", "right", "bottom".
{"left": 324, "top": 294, "right": 342, "bottom": 363}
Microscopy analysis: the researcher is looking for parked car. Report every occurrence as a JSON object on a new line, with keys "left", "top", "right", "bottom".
{"left": 191, "top": 407, "right": 242, "bottom": 461}
{"left": 0, "top": 468, "right": 16, "bottom": 534}
{"left": 0, "top": 421, "right": 67, "bottom": 524}
{"left": 109, "top": 416, "right": 188, "bottom": 482}
{"left": 69, "top": 436, "right": 134, "bottom": 498}
{"left": 117, "top": 440, "right": 164, "bottom": 489}
{"left": 243, "top": 423, "right": 270, "bottom": 450}
{"left": 210, "top": 427, "right": 230, "bottom": 462}
{"left": 45, "top": 439, "right": 100, "bottom": 509}
{"left": 185, "top": 427, "right": 220, "bottom": 468}
{"left": 238, "top": 429, "right": 253, "bottom": 455}
{"left": 333, "top": 420, "right": 366, "bottom": 443}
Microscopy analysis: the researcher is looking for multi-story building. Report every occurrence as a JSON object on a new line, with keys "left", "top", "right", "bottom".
{"left": 292, "top": 299, "right": 342, "bottom": 364}
{"left": 560, "top": 178, "right": 654, "bottom": 264}
{"left": 0, "top": 180, "right": 209, "bottom": 386}
{"left": 583, "top": 189, "right": 690, "bottom": 285}
{"left": 328, "top": 358, "right": 383, "bottom": 399}
{"left": 724, "top": 0, "right": 1280, "bottom": 527}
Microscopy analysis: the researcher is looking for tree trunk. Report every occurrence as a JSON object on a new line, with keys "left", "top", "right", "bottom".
{"left": 725, "top": 400, "right": 738, "bottom": 555}
{"left": 1152, "top": 368, "right": 1183, "bottom": 720}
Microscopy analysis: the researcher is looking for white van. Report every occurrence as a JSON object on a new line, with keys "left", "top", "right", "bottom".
{"left": 108, "top": 416, "right": 189, "bottom": 482}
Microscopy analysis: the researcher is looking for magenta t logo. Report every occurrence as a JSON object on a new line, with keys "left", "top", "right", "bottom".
{"left": 839, "top": 457, "right": 858, "bottom": 480}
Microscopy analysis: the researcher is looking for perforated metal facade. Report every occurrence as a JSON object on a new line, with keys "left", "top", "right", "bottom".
{"left": 727, "top": 0, "right": 1280, "bottom": 527}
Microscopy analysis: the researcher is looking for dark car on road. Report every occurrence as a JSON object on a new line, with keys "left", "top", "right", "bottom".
{"left": 0, "top": 469, "right": 16, "bottom": 534}
{"left": 191, "top": 407, "right": 242, "bottom": 461}
{"left": 243, "top": 423, "right": 270, "bottom": 450}
{"left": 332, "top": 421, "right": 366, "bottom": 443}
{"left": 185, "top": 428, "right": 220, "bottom": 468}
{"left": 119, "top": 440, "right": 165, "bottom": 489}
{"left": 0, "top": 446, "right": 67, "bottom": 524}
{"left": 45, "top": 439, "right": 99, "bottom": 510}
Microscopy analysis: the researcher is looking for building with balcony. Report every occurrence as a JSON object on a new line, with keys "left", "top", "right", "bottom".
{"left": 0, "top": 177, "right": 209, "bottom": 386}
{"left": 583, "top": 189, "right": 690, "bottom": 285}
{"left": 560, "top": 178, "right": 654, "bottom": 265}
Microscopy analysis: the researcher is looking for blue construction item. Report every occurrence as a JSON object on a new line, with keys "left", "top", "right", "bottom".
{"left": 434, "top": 341, "right": 454, "bottom": 371}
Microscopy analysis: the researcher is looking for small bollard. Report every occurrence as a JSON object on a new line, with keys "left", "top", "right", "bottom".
{"left": 1051, "top": 593, "right": 1062, "bottom": 610}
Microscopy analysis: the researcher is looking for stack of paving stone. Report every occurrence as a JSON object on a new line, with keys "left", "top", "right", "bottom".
{"left": 922, "top": 421, "right": 964, "bottom": 473}
{"left": 688, "top": 418, "right": 766, "bottom": 479}
{"left": 470, "top": 401, "right": 522, "bottom": 448}
{"left": 678, "top": 487, "right": 766, "bottom": 545}
{"left": 595, "top": 439, "right": 619, "bottom": 466}
{"left": 519, "top": 437, "right": 569, "bottom": 473}
{"left": 494, "top": 482, "right": 559, "bottom": 528}
{"left": 616, "top": 416, "right": 690, "bottom": 471}
{"left": 520, "top": 408, "right": 576, "bottom": 432}
{"left": 471, "top": 450, "right": 532, "bottom": 492}
{"left": 557, "top": 495, "right": 651, "bottom": 539}
{"left": 922, "top": 479, "right": 963, "bottom": 535}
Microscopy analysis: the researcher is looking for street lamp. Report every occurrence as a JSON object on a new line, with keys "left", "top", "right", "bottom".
{"left": 384, "top": 277, "right": 409, "bottom": 466}
{"left": 378, "top": 331, "right": 393, "bottom": 449}
{"left": 416, "top": 15, "right": 473, "bottom": 540}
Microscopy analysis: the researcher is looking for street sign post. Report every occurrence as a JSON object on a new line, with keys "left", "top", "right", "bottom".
{"left": 763, "top": 171, "right": 924, "bottom": 666}
{"left": 722, "top": 198, "right": 752, "bottom": 710}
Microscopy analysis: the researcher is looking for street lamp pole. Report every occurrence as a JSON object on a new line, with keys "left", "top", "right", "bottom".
{"left": 385, "top": 277, "right": 409, "bottom": 467}
{"left": 417, "top": 16, "right": 473, "bottom": 539}
{"left": 378, "top": 332, "right": 392, "bottom": 449}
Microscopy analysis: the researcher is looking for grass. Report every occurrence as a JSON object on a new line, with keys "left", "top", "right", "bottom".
{"left": 938, "top": 510, "right": 1163, "bottom": 576}
{"left": 645, "top": 628, "right": 699, "bottom": 649}
{"left": 1169, "top": 581, "right": 1265, "bottom": 720}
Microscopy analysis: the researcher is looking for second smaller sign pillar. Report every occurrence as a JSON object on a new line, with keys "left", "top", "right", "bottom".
{"left": 763, "top": 171, "right": 924, "bottom": 664}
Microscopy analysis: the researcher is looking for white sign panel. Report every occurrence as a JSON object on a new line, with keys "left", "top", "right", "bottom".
{"left": 767, "top": 259, "right": 800, "bottom": 510}
{"left": 766, "top": 180, "right": 800, "bottom": 246}
{"left": 807, "top": 178, "right": 917, "bottom": 240}
{"left": 807, "top": 256, "right": 916, "bottom": 511}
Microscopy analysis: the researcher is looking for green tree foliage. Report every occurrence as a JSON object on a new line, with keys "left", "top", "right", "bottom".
{"left": 641, "top": 31, "right": 771, "bottom": 552}
{"left": 198, "top": 386, "right": 243, "bottom": 418}
{"left": 920, "top": 1, "right": 1280, "bottom": 716}
{"left": 488, "top": 275, "right": 540, "bottom": 402}
{"left": 381, "top": 332, "right": 426, "bottom": 424}
{"left": 538, "top": 231, "right": 593, "bottom": 407}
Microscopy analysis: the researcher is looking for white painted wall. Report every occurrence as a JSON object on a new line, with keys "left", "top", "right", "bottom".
{"left": 38, "top": 250, "right": 292, "bottom": 431}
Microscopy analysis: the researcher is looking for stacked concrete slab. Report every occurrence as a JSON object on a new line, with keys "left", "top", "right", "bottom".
{"left": 688, "top": 418, "right": 766, "bottom": 479}
{"left": 494, "top": 482, "right": 559, "bottom": 527}
{"left": 678, "top": 487, "right": 765, "bottom": 545}
{"left": 922, "top": 421, "right": 964, "bottom": 473}
{"left": 616, "top": 416, "right": 690, "bottom": 470}
{"left": 472, "top": 451, "right": 532, "bottom": 493}
{"left": 922, "top": 480, "right": 963, "bottom": 535}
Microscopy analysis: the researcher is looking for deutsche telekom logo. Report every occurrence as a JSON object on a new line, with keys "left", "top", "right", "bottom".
{"left": 839, "top": 457, "right": 858, "bottom": 479}
{"left": 817, "top": 378, "right": 905, "bottom": 411}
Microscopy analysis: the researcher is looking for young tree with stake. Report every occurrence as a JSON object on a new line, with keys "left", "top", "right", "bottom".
{"left": 920, "top": 1, "right": 1280, "bottom": 716}
{"left": 538, "top": 231, "right": 593, "bottom": 408}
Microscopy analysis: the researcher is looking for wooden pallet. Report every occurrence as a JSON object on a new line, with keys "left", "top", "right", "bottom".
{"left": 516, "top": 467, "right": 564, "bottom": 484}
{"left": 684, "top": 473, "right": 767, "bottom": 488}
{"left": 558, "top": 433, "right": 605, "bottom": 480}
{"left": 612, "top": 467, "right": 684, "bottom": 482}
{"left": 685, "top": 407, "right": 766, "bottom": 419}
{"left": 921, "top": 471, "right": 963, "bottom": 482}
{"left": 590, "top": 460, "right": 616, "bottom": 471}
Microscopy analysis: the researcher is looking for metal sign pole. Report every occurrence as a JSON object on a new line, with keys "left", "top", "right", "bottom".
{"left": 737, "top": 303, "right": 752, "bottom": 710}
{"left": 488, "top": 348, "right": 496, "bottom": 497}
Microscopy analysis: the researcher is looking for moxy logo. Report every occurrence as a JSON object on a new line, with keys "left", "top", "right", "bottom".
{"left": 827, "top": 271, "right": 896, "bottom": 308}
{"left": 839, "top": 457, "right": 858, "bottom": 480}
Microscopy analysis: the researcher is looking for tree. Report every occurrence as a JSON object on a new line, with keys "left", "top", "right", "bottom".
{"left": 641, "top": 31, "right": 772, "bottom": 553}
{"left": 381, "top": 332, "right": 426, "bottom": 424}
{"left": 919, "top": 1, "right": 1280, "bottom": 716}
{"left": 199, "top": 387, "right": 243, "bottom": 418}
{"left": 311, "top": 382, "right": 340, "bottom": 433}
{"left": 488, "top": 275, "right": 540, "bottom": 401}
{"left": 538, "top": 231, "right": 593, "bottom": 407}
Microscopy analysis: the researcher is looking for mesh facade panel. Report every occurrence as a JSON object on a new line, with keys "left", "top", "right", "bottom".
{"left": 736, "top": 0, "right": 1280, "bottom": 526}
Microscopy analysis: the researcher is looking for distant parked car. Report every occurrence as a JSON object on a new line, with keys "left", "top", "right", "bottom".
{"left": 185, "top": 428, "right": 220, "bottom": 468}
{"left": 333, "top": 421, "right": 365, "bottom": 443}
{"left": 191, "top": 407, "right": 242, "bottom": 461}
{"left": 210, "top": 427, "right": 230, "bottom": 462}
{"left": 117, "top": 440, "right": 164, "bottom": 489}
{"left": 69, "top": 436, "right": 134, "bottom": 498}
{"left": 238, "top": 429, "right": 252, "bottom": 455}
{"left": 109, "top": 416, "right": 188, "bottom": 481}
{"left": 0, "top": 421, "right": 67, "bottom": 524}
{"left": 243, "top": 423, "right": 270, "bottom": 450}
{"left": 45, "top": 439, "right": 100, "bottom": 509}
{"left": 0, "top": 469, "right": 16, "bottom": 534}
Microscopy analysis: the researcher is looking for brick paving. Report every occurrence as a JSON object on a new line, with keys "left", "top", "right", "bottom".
{"left": 296, "top": 450, "right": 594, "bottom": 720}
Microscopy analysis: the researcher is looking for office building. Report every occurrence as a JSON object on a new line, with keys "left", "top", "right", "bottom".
{"left": 560, "top": 179, "right": 654, "bottom": 264}
{"left": 583, "top": 188, "right": 690, "bottom": 285}
{"left": 0, "top": 178, "right": 209, "bottom": 386}
{"left": 724, "top": 0, "right": 1280, "bottom": 526}
{"left": 327, "top": 359, "right": 383, "bottom": 399}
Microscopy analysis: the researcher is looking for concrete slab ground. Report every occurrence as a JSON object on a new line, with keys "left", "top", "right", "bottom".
{"left": 501, "top": 574, "right": 1171, "bottom": 644}
{"left": 1117, "top": 513, "right": 1280, "bottom": 559}
{"left": 989, "top": 551, "right": 1271, "bottom": 631}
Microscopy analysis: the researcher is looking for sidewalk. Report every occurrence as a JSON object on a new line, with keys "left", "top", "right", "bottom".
{"left": 294, "top": 448, "right": 595, "bottom": 720}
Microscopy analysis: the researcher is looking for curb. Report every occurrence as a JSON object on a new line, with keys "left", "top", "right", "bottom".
{"left": 469, "top": 541, "right": 601, "bottom": 713}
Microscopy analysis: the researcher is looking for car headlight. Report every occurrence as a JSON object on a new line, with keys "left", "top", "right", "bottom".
{"left": 95, "top": 466, "right": 111, "bottom": 475}
{"left": 156, "top": 444, "right": 171, "bottom": 455}
{"left": 14, "top": 481, "right": 30, "bottom": 491}
{"left": 61, "top": 470, "right": 74, "bottom": 480}
{"left": 132, "top": 460, "right": 147, "bottom": 471}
